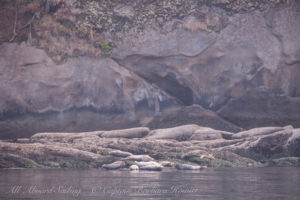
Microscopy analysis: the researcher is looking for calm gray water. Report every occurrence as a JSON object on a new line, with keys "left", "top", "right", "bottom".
{"left": 0, "top": 167, "right": 299, "bottom": 200}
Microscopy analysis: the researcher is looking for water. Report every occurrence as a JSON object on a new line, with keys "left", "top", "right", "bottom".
{"left": 0, "top": 168, "right": 299, "bottom": 200}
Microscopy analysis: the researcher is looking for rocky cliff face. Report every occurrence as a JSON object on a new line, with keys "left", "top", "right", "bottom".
{"left": 0, "top": 0, "right": 299, "bottom": 138}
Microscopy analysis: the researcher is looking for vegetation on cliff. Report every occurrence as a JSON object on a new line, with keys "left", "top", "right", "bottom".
{"left": 0, "top": 0, "right": 287, "bottom": 63}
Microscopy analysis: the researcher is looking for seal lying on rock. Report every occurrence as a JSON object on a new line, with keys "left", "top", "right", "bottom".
{"left": 182, "top": 150, "right": 215, "bottom": 160}
{"left": 129, "top": 165, "right": 139, "bottom": 170}
{"left": 231, "top": 126, "right": 291, "bottom": 139}
{"left": 147, "top": 124, "right": 201, "bottom": 141}
{"left": 123, "top": 155, "right": 154, "bottom": 161}
{"left": 102, "top": 161, "right": 125, "bottom": 170}
{"left": 175, "top": 163, "right": 206, "bottom": 170}
{"left": 100, "top": 127, "right": 150, "bottom": 138}
{"left": 135, "top": 161, "right": 163, "bottom": 171}
{"left": 109, "top": 150, "right": 133, "bottom": 157}
{"left": 190, "top": 128, "right": 233, "bottom": 140}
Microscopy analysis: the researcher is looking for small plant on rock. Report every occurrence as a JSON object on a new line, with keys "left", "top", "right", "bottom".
{"left": 99, "top": 40, "right": 112, "bottom": 55}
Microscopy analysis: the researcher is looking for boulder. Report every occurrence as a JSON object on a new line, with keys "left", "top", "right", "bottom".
{"left": 123, "top": 155, "right": 154, "bottom": 162}
{"left": 236, "top": 128, "right": 294, "bottom": 159}
{"left": 101, "top": 127, "right": 150, "bottom": 138}
{"left": 102, "top": 161, "right": 125, "bottom": 170}
{"left": 109, "top": 150, "right": 133, "bottom": 157}
{"left": 147, "top": 124, "right": 201, "bottom": 141}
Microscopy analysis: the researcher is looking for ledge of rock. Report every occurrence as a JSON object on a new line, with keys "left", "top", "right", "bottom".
{"left": 1, "top": 124, "right": 299, "bottom": 169}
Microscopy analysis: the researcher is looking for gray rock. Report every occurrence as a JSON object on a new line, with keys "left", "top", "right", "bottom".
{"left": 113, "top": 2, "right": 300, "bottom": 129}
{"left": 144, "top": 105, "right": 242, "bottom": 133}
{"left": 249, "top": 129, "right": 293, "bottom": 158}
{"left": 218, "top": 92, "right": 300, "bottom": 129}
{"left": 111, "top": 21, "right": 217, "bottom": 59}
{"left": 1, "top": 1, "right": 300, "bottom": 140}
{"left": 286, "top": 129, "right": 300, "bottom": 157}
{"left": 114, "top": 5, "right": 135, "bottom": 19}
{"left": 265, "top": 1, "right": 300, "bottom": 65}
{"left": 0, "top": 43, "right": 174, "bottom": 139}
{"left": 229, "top": 128, "right": 294, "bottom": 159}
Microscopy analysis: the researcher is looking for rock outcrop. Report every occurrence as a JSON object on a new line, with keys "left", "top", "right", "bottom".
{"left": 0, "top": 124, "right": 299, "bottom": 169}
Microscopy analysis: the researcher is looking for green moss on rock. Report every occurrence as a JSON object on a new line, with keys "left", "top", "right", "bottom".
{"left": 0, "top": 153, "right": 44, "bottom": 168}
{"left": 269, "top": 157, "right": 300, "bottom": 167}
{"left": 212, "top": 158, "right": 236, "bottom": 167}
{"left": 99, "top": 40, "right": 112, "bottom": 55}
{"left": 96, "top": 156, "right": 118, "bottom": 168}
{"left": 188, "top": 157, "right": 212, "bottom": 166}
